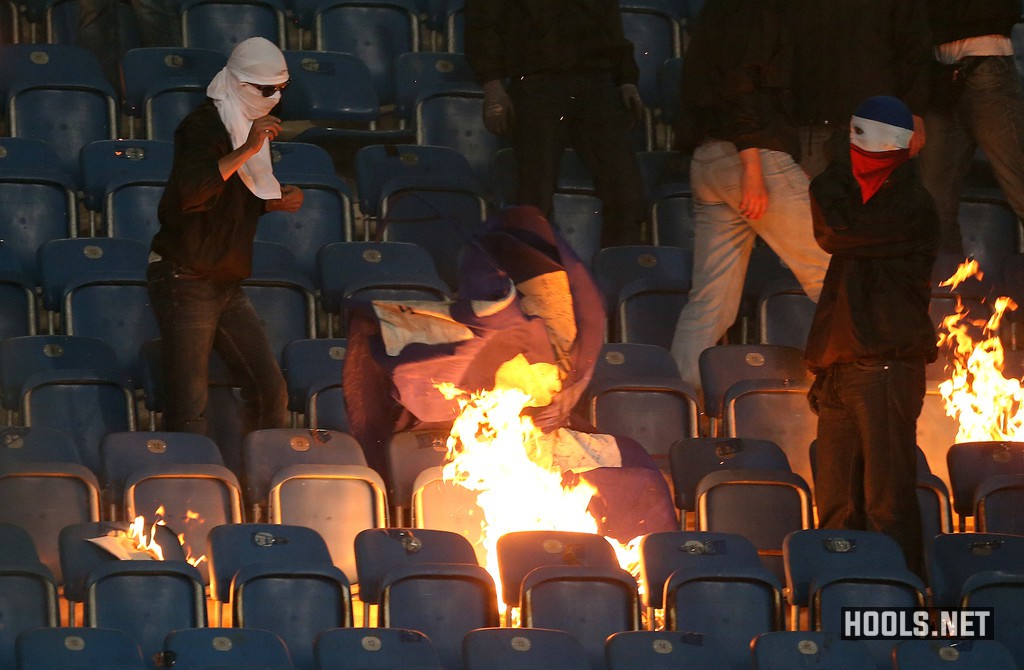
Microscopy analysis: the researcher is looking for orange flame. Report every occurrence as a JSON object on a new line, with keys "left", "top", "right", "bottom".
{"left": 438, "top": 354, "right": 641, "bottom": 608}
{"left": 130, "top": 507, "right": 207, "bottom": 567}
{"left": 937, "top": 262, "right": 1023, "bottom": 442}
{"left": 126, "top": 515, "right": 165, "bottom": 561}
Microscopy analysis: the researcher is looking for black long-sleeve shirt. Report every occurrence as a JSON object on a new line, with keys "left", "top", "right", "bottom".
{"left": 676, "top": 0, "right": 797, "bottom": 156}
{"left": 152, "top": 99, "right": 267, "bottom": 281}
{"left": 804, "top": 158, "right": 939, "bottom": 371}
{"left": 784, "top": 0, "right": 932, "bottom": 124}
{"left": 464, "top": 0, "right": 639, "bottom": 86}
{"left": 928, "top": 0, "right": 1020, "bottom": 45}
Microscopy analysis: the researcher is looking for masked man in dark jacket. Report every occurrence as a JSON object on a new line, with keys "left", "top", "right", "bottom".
{"left": 805, "top": 96, "right": 939, "bottom": 576}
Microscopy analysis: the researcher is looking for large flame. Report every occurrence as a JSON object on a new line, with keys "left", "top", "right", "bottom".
{"left": 438, "top": 354, "right": 640, "bottom": 608}
{"left": 937, "top": 262, "right": 1022, "bottom": 442}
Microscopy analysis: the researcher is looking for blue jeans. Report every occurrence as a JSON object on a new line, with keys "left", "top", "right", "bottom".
{"left": 813, "top": 358, "right": 925, "bottom": 576}
{"left": 508, "top": 71, "right": 647, "bottom": 248}
{"left": 147, "top": 260, "right": 287, "bottom": 439}
{"left": 670, "top": 141, "right": 830, "bottom": 389}
{"left": 919, "top": 56, "right": 1024, "bottom": 254}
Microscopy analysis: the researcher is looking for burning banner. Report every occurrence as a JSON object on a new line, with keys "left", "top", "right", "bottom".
{"left": 343, "top": 206, "right": 677, "bottom": 560}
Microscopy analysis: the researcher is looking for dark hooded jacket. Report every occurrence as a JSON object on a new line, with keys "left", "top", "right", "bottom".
{"left": 804, "top": 154, "right": 940, "bottom": 372}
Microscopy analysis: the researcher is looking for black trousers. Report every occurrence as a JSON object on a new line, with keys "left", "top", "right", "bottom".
{"left": 813, "top": 357, "right": 926, "bottom": 576}
{"left": 508, "top": 71, "right": 647, "bottom": 248}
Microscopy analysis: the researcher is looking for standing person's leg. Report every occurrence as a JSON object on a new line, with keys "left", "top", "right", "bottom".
{"left": 670, "top": 141, "right": 758, "bottom": 391}
{"left": 814, "top": 364, "right": 867, "bottom": 533}
{"left": 147, "top": 260, "right": 221, "bottom": 435}
{"left": 573, "top": 73, "right": 647, "bottom": 247}
{"left": 918, "top": 105, "right": 974, "bottom": 256}
{"left": 749, "top": 149, "right": 830, "bottom": 302}
{"left": 130, "top": 0, "right": 182, "bottom": 47}
{"left": 840, "top": 358, "right": 925, "bottom": 575}
{"left": 77, "top": 0, "right": 121, "bottom": 89}
{"left": 508, "top": 74, "right": 571, "bottom": 222}
{"left": 961, "top": 57, "right": 1024, "bottom": 240}
{"left": 213, "top": 285, "right": 288, "bottom": 435}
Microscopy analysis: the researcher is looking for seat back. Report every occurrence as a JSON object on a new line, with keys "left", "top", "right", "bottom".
{"left": 0, "top": 463, "right": 101, "bottom": 585}
{"left": 99, "top": 431, "right": 224, "bottom": 504}
{"left": 697, "top": 469, "right": 813, "bottom": 584}
{"left": 279, "top": 49, "right": 379, "bottom": 124}
{"left": 315, "top": 627, "right": 441, "bottom": 669}
{"left": 180, "top": 0, "right": 285, "bottom": 53}
{"left": 0, "top": 335, "right": 120, "bottom": 412}
{"left": 313, "top": 0, "right": 419, "bottom": 106}
{"left": 354, "top": 527, "right": 478, "bottom": 606}
{"left": 269, "top": 463, "right": 388, "bottom": 583}
{"left": 751, "top": 631, "right": 875, "bottom": 670}
{"left": 415, "top": 85, "right": 500, "bottom": 185}
{"left": 669, "top": 437, "right": 791, "bottom": 513}
{"left": 394, "top": 51, "right": 475, "bottom": 121}
{"left": 495, "top": 530, "right": 620, "bottom": 611}
{"left": 947, "top": 441, "right": 1024, "bottom": 519}
{"left": 605, "top": 630, "right": 728, "bottom": 670}
{"left": 0, "top": 561, "right": 58, "bottom": 670}
{"left": 521, "top": 564, "right": 641, "bottom": 670}
{"left": 722, "top": 378, "right": 818, "bottom": 494}
{"left": 16, "top": 627, "right": 145, "bottom": 670}
{"left": 37, "top": 237, "right": 150, "bottom": 313}
{"left": 242, "top": 427, "right": 366, "bottom": 513}
{"left": 974, "top": 473, "right": 1024, "bottom": 534}
{"left": 162, "top": 627, "right": 293, "bottom": 670}
{"left": 927, "top": 532, "right": 1024, "bottom": 608}
{"left": 698, "top": 344, "right": 809, "bottom": 420}
{"left": 381, "top": 562, "right": 499, "bottom": 670}
{"left": 638, "top": 530, "right": 766, "bottom": 611}
{"left": 121, "top": 46, "right": 226, "bottom": 119}
{"left": 893, "top": 639, "right": 1017, "bottom": 670}
{"left": 21, "top": 370, "right": 136, "bottom": 472}
{"left": 463, "top": 627, "right": 589, "bottom": 670}
{"left": 385, "top": 429, "right": 450, "bottom": 521}
{"left": 79, "top": 139, "right": 173, "bottom": 214}
{"left": 85, "top": 561, "right": 206, "bottom": 666}
{"left": 280, "top": 338, "right": 348, "bottom": 414}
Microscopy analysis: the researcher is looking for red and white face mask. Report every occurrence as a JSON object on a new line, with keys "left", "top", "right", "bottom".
{"left": 849, "top": 114, "right": 913, "bottom": 204}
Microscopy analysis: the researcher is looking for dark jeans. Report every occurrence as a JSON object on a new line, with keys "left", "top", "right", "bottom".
{"left": 508, "top": 71, "right": 647, "bottom": 248}
{"left": 813, "top": 357, "right": 925, "bottom": 576}
{"left": 147, "top": 260, "right": 288, "bottom": 439}
{"left": 77, "top": 0, "right": 181, "bottom": 90}
{"left": 920, "top": 56, "right": 1024, "bottom": 255}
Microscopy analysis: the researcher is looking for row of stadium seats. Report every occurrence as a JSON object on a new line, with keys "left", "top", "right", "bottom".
{"left": 1, "top": 519, "right": 1021, "bottom": 670}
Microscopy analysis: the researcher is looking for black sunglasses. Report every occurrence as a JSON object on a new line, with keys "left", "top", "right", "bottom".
{"left": 244, "top": 79, "right": 291, "bottom": 97}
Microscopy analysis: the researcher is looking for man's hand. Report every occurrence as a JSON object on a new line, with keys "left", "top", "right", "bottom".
{"left": 244, "top": 115, "right": 282, "bottom": 153}
{"left": 909, "top": 114, "right": 926, "bottom": 156}
{"left": 620, "top": 83, "right": 644, "bottom": 127}
{"left": 482, "top": 80, "right": 514, "bottom": 135}
{"left": 738, "top": 148, "right": 768, "bottom": 220}
{"left": 266, "top": 184, "right": 303, "bottom": 212}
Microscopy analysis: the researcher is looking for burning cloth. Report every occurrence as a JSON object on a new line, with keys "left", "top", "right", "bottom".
{"left": 343, "top": 206, "right": 677, "bottom": 541}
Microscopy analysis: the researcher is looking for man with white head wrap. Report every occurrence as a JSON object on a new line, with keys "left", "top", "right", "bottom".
{"left": 804, "top": 96, "right": 939, "bottom": 577}
{"left": 148, "top": 37, "right": 302, "bottom": 465}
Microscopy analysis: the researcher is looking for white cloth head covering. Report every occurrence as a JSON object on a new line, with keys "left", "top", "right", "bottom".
{"left": 207, "top": 37, "right": 289, "bottom": 199}
{"left": 849, "top": 95, "right": 914, "bottom": 153}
